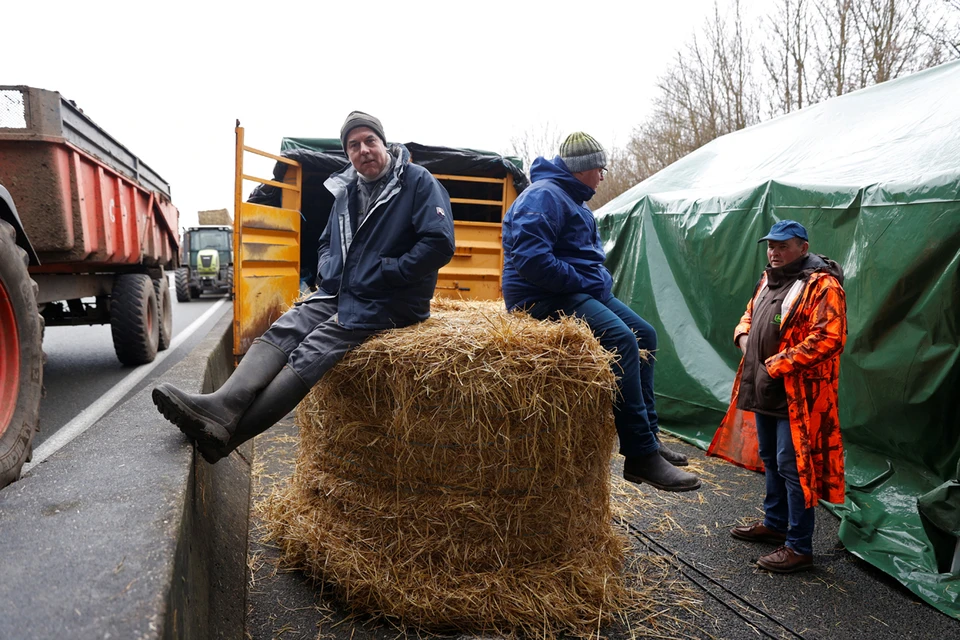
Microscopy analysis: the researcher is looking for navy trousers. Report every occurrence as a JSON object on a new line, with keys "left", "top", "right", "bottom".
{"left": 525, "top": 293, "right": 660, "bottom": 457}
{"left": 755, "top": 413, "right": 816, "bottom": 556}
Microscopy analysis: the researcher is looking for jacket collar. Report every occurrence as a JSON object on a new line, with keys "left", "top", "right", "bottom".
{"left": 324, "top": 143, "right": 410, "bottom": 200}
{"left": 529, "top": 155, "right": 596, "bottom": 204}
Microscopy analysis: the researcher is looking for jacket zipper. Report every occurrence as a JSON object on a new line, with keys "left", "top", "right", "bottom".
{"left": 332, "top": 170, "right": 404, "bottom": 323}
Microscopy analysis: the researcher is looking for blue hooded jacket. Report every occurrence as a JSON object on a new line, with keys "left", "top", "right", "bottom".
{"left": 501, "top": 156, "right": 614, "bottom": 310}
{"left": 309, "top": 143, "right": 455, "bottom": 329}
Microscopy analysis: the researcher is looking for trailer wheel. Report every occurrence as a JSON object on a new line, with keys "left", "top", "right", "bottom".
{"left": 227, "top": 266, "right": 234, "bottom": 300}
{"left": 175, "top": 267, "right": 191, "bottom": 303}
{"left": 111, "top": 273, "right": 159, "bottom": 366}
{"left": 0, "top": 220, "right": 43, "bottom": 489}
{"left": 154, "top": 276, "right": 173, "bottom": 351}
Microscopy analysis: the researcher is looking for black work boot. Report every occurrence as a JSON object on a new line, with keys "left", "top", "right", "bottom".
{"left": 218, "top": 365, "right": 311, "bottom": 457}
{"left": 152, "top": 340, "right": 288, "bottom": 463}
{"left": 623, "top": 451, "right": 701, "bottom": 492}
{"left": 657, "top": 436, "right": 689, "bottom": 466}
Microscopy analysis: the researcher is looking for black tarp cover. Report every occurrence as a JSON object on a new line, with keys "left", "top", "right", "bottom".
{"left": 248, "top": 140, "right": 528, "bottom": 286}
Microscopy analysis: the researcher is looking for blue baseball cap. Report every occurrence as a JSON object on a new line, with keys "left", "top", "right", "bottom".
{"left": 759, "top": 220, "right": 808, "bottom": 243}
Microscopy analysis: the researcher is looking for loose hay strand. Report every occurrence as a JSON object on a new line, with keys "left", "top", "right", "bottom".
{"left": 261, "top": 299, "right": 662, "bottom": 638}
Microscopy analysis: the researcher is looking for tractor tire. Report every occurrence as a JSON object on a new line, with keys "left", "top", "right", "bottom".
{"left": 175, "top": 267, "right": 191, "bottom": 303}
{"left": 0, "top": 219, "right": 43, "bottom": 489}
{"left": 110, "top": 273, "right": 159, "bottom": 366}
{"left": 226, "top": 266, "right": 234, "bottom": 300}
{"left": 154, "top": 275, "right": 173, "bottom": 351}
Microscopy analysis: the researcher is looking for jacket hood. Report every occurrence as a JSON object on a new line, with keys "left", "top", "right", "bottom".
{"left": 765, "top": 252, "right": 845, "bottom": 287}
{"left": 801, "top": 253, "right": 844, "bottom": 284}
{"left": 803, "top": 253, "right": 843, "bottom": 284}
{"left": 529, "top": 156, "right": 596, "bottom": 204}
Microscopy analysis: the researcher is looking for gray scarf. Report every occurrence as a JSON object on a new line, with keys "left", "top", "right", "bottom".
{"left": 356, "top": 154, "right": 396, "bottom": 224}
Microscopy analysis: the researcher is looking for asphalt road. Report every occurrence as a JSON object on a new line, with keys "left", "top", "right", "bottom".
{"left": 34, "top": 277, "right": 231, "bottom": 450}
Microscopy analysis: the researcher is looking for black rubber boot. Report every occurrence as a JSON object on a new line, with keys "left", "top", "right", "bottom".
{"left": 657, "top": 437, "right": 690, "bottom": 466}
{"left": 623, "top": 451, "right": 701, "bottom": 492}
{"left": 217, "top": 365, "right": 311, "bottom": 458}
{"left": 152, "top": 340, "right": 288, "bottom": 463}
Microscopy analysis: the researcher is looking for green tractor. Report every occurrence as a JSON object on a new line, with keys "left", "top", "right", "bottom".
{"left": 175, "top": 225, "right": 233, "bottom": 301}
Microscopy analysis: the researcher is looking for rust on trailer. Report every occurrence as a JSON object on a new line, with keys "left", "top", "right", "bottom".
{"left": 0, "top": 86, "right": 179, "bottom": 273}
{"left": 233, "top": 125, "right": 301, "bottom": 362}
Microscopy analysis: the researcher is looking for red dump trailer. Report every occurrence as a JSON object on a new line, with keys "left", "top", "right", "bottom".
{"left": 0, "top": 85, "right": 180, "bottom": 487}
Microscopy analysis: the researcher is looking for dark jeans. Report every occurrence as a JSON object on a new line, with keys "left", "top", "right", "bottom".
{"left": 526, "top": 293, "right": 659, "bottom": 458}
{"left": 755, "top": 412, "right": 815, "bottom": 556}
{"left": 260, "top": 296, "right": 379, "bottom": 387}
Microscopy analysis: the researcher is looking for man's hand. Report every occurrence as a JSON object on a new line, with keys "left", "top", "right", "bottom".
{"left": 738, "top": 335, "right": 748, "bottom": 356}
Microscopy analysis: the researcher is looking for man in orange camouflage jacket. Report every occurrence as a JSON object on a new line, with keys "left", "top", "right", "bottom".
{"left": 708, "top": 220, "right": 847, "bottom": 573}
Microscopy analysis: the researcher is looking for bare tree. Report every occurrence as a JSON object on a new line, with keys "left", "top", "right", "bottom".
{"left": 854, "top": 0, "right": 910, "bottom": 84}
{"left": 591, "top": 0, "right": 759, "bottom": 209}
{"left": 760, "top": 0, "right": 955, "bottom": 107}
{"left": 813, "top": 0, "right": 855, "bottom": 98}
{"left": 948, "top": 0, "right": 960, "bottom": 56}
{"left": 761, "top": 0, "right": 817, "bottom": 115}
{"left": 508, "top": 122, "right": 565, "bottom": 178}
{"left": 592, "top": 145, "right": 646, "bottom": 209}
{"left": 586, "top": 0, "right": 960, "bottom": 210}
{"left": 716, "top": 0, "right": 757, "bottom": 130}
{"left": 916, "top": 0, "right": 960, "bottom": 63}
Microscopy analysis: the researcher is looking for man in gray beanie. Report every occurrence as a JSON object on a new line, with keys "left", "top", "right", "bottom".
{"left": 501, "top": 132, "right": 701, "bottom": 492}
{"left": 153, "top": 112, "right": 456, "bottom": 464}
{"left": 340, "top": 110, "right": 386, "bottom": 150}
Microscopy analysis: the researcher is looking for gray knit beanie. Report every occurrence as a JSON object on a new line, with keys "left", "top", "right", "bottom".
{"left": 559, "top": 132, "right": 606, "bottom": 173}
{"left": 340, "top": 111, "right": 386, "bottom": 150}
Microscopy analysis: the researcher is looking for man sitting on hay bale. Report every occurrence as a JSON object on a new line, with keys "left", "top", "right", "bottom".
{"left": 153, "top": 111, "right": 456, "bottom": 463}
{"left": 502, "top": 132, "right": 702, "bottom": 492}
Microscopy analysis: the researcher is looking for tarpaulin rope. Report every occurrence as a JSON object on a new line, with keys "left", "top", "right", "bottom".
{"left": 621, "top": 520, "right": 807, "bottom": 639}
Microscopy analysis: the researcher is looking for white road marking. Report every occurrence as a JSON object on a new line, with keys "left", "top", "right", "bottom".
{"left": 22, "top": 299, "right": 229, "bottom": 474}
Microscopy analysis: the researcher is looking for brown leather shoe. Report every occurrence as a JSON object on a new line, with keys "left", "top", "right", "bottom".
{"left": 757, "top": 545, "right": 814, "bottom": 573}
{"left": 730, "top": 521, "right": 787, "bottom": 545}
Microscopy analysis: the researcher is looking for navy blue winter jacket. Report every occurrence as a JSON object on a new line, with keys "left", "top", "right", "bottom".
{"left": 311, "top": 144, "right": 455, "bottom": 329}
{"left": 501, "top": 156, "right": 614, "bottom": 310}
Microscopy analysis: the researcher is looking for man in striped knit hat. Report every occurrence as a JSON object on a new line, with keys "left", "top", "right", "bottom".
{"left": 501, "top": 132, "right": 701, "bottom": 492}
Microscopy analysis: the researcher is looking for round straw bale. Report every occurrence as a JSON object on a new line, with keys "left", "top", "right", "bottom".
{"left": 263, "top": 299, "right": 634, "bottom": 636}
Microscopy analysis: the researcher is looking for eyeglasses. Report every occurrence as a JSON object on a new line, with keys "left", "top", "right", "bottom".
{"left": 599, "top": 168, "right": 608, "bottom": 178}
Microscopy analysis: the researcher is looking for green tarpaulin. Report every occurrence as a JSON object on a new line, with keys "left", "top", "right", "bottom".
{"left": 595, "top": 60, "right": 960, "bottom": 617}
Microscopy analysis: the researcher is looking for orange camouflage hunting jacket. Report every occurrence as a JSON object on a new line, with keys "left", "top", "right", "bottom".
{"left": 707, "top": 269, "right": 848, "bottom": 508}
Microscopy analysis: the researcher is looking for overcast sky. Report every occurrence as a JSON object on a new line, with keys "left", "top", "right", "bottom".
{"left": 8, "top": 0, "right": 723, "bottom": 229}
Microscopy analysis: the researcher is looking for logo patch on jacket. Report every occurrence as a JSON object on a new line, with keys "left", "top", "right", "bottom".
{"left": 436, "top": 206, "right": 446, "bottom": 217}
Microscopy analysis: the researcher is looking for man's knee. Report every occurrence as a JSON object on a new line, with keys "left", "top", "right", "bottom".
{"left": 628, "top": 318, "right": 657, "bottom": 351}
{"left": 255, "top": 336, "right": 289, "bottom": 357}
{"left": 601, "top": 324, "right": 641, "bottom": 361}
{"left": 776, "top": 450, "right": 798, "bottom": 476}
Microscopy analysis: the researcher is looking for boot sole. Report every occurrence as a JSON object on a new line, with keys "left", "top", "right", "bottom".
{"left": 661, "top": 456, "right": 690, "bottom": 467}
{"left": 152, "top": 388, "right": 229, "bottom": 464}
{"left": 623, "top": 471, "right": 702, "bottom": 492}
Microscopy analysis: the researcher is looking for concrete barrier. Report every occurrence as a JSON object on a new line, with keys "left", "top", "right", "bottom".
{"left": 0, "top": 312, "right": 251, "bottom": 639}
{"left": 164, "top": 314, "right": 251, "bottom": 639}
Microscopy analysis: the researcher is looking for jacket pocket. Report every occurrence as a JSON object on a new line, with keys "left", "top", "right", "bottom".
{"left": 756, "top": 365, "right": 788, "bottom": 412}
{"left": 380, "top": 256, "right": 407, "bottom": 288}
